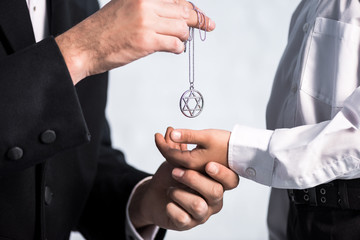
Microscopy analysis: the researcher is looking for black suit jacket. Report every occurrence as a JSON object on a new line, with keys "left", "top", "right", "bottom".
{"left": 0, "top": 1, "right": 164, "bottom": 239}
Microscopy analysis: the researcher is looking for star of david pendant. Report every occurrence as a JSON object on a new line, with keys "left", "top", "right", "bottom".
{"left": 180, "top": 89, "right": 204, "bottom": 118}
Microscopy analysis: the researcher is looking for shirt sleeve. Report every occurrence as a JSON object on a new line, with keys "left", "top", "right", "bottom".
{"left": 125, "top": 177, "right": 160, "bottom": 240}
{"left": 229, "top": 87, "right": 360, "bottom": 189}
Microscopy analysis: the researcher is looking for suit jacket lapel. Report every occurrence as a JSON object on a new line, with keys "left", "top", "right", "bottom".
{"left": 0, "top": 0, "right": 35, "bottom": 52}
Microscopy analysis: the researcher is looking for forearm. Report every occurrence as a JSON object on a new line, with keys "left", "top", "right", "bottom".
{"left": 55, "top": 2, "right": 121, "bottom": 85}
{"left": 55, "top": 28, "right": 90, "bottom": 85}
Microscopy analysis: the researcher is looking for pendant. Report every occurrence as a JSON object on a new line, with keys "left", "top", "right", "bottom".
{"left": 180, "top": 88, "right": 204, "bottom": 118}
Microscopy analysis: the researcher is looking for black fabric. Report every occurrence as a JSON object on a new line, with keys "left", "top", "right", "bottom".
{"left": 288, "top": 179, "right": 360, "bottom": 210}
{"left": 77, "top": 121, "right": 149, "bottom": 239}
{"left": 0, "top": 0, "right": 35, "bottom": 52}
{"left": 0, "top": 37, "right": 91, "bottom": 176}
{"left": 0, "top": 0, "right": 163, "bottom": 239}
{"left": 287, "top": 201, "right": 360, "bottom": 240}
{"left": 287, "top": 179, "right": 360, "bottom": 240}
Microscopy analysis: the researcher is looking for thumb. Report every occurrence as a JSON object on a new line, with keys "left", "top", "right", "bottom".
{"left": 170, "top": 129, "right": 208, "bottom": 146}
{"left": 205, "top": 162, "right": 239, "bottom": 190}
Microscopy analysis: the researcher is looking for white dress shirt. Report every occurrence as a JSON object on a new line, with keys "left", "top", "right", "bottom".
{"left": 25, "top": 1, "right": 156, "bottom": 239}
{"left": 227, "top": 0, "right": 360, "bottom": 239}
{"left": 26, "top": 0, "right": 49, "bottom": 42}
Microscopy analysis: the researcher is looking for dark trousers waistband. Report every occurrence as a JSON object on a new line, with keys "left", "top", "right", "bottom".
{"left": 288, "top": 179, "right": 360, "bottom": 210}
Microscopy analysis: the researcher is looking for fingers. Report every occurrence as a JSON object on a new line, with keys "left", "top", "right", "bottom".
{"left": 180, "top": 143, "right": 188, "bottom": 151}
{"left": 154, "top": 34, "right": 185, "bottom": 53}
{"left": 165, "top": 127, "right": 174, "bottom": 142}
{"left": 155, "top": 0, "right": 215, "bottom": 32}
{"left": 166, "top": 202, "right": 193, "bottom": 230}
{"left": 155, "top": 132, "right": 169, "bottom": 157}
{"left": 168, "top": 187, "right": 209, "bottom": 221}
{"left": 154, "top": 16, "right": 189, "bottom": 41}
{"left": 205, "top": 162, "right": 240, "bottom": 190}
{"left": 164, "top": 127, "right": 188, "bottom": 151}
{"left": 185, "top": 2, "right": 215, "bottom": 31}
{"left": 172, "top": 168, "right": 224, "bottom": 210}
{"left": 155, "top": 1, "right": 190, "bottom": 20}
{"left": 155, "top": 133, "right": 197, "bottom": 169}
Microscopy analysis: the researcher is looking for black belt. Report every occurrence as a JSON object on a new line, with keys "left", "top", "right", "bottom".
{"left": 288, "top": 179, "right": 360, "bottom": 210}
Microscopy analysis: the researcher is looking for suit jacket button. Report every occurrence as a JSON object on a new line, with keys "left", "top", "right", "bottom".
{"left": 45, "top": 186, "right": 53, "bottom": 205}
{"left": 7, "top": 147, "right": 23, "bottom": 160}
{"left": 40, "top": 130, "right": 57, "bottom": 144}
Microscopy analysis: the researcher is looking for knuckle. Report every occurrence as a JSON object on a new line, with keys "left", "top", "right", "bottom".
{"left": 186, "top": 131, "right": 194, "bottom": 142}
{"left": 179, "top": 21, "right": 189, "bottom": 39}
{"left": 136, "top": 14, "right": 148, "bottom": 29}
{"left": 174, "top": 212, "right": 191, "bottom": 229}
{"left": 191, "top": 199, "right": 207, "bottom": 216}
{"left": 166, "top": 126, "right": 174, "bottom": 133}
{"left": 132, "top": 3, "right": 150, "bottom": 28}
{"left": 211, "top": 183, "right": 224, "bottom": 200}
{"left": 136, "top": 33, "right": 153, "bottom": 49}
{"left": 172, "top": 39, "right": 184, "bottom": 54}
{"left": 135, "top": 0, "right": 147, "bottom": 10}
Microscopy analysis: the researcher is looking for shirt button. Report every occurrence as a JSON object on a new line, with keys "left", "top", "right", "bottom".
{"left": 246, "top": 167, "right": 256, "bottom": 178}
{"left": 40, "top": 130, "right": 57, "bottom": 144}
{"left": 45, "top": 186, "right": 54, "bottom": 205}
{"left": 7, "top": 147, "right": 24, "bottom": 161}
{"left": 303, "top": 22, "right": 309, "bottom": 32}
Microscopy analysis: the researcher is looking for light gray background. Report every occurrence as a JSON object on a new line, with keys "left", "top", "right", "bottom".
{"left": 71, "top": 1, "right": 300, "bottom": 239}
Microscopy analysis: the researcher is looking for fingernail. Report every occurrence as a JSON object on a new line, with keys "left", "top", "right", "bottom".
{"left": 171, "top": 131, "right": 181, "bottom": 141}
{"left": 207, "top": 162, "right": 218, "bottom": 174}
{"left": 208, "top": 19, "right": 216, "bottom": 31}
{"left": 172, "top": 168, "right": 185, "bottom": 178}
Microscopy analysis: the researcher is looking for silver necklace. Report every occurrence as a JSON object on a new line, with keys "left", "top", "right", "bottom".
{"left": 180, "top": 4, "right": 207, "bottom": 118}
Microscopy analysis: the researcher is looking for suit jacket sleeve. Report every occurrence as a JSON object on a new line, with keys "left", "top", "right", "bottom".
{"left": 0, "top": 37, "right": 90, "bottom": 176}
{"left": 76, "top": 120, "right": 169, "bottom": 239}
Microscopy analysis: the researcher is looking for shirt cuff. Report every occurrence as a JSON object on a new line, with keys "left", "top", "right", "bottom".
{"left": 228, "top": 124, "right": 275, "bottom": 186}
{"left": 126, "top": 176, "right": 160, "bottom": 240}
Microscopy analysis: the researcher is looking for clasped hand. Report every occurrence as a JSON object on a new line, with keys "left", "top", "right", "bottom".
{"left": 129, "top": 127, "right": 238, "bottom": 232}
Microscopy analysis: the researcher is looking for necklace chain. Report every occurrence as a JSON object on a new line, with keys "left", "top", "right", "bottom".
{"left": 179, "top": 2, "right": 208, "bottom": 118}
{"left": 188, "top": 27, "right": 195, "bottom": 89}
{"left": 187, "top": 4, "right": 207, "bottom": 89}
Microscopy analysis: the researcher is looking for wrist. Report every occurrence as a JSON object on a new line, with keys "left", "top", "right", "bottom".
{"left": 129, "top": 179, "right": 153, "bottom": 229}
{"left": 55, "top": 28, "right": 91, "bottom": 85}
